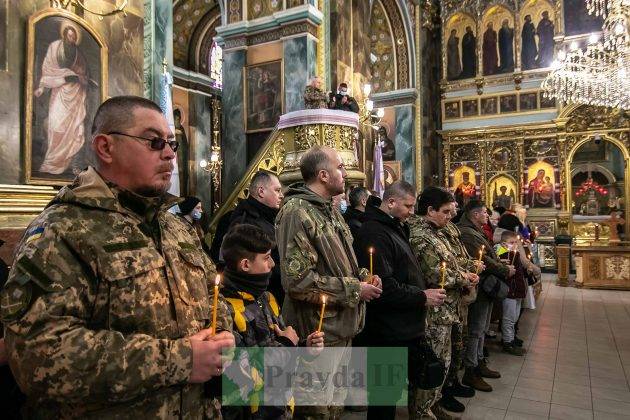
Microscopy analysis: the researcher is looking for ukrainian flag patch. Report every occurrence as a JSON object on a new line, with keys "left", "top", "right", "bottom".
{"left": 24, "top": 226, "right": 45, "bottom": 243}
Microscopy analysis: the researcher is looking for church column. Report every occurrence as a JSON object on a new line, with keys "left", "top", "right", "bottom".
{"left": 395, "top": 105, "right": 416, "bottom": 185}
{"left": 221, "top": 48, "right": 247, "bottom": 200}
{"left": 143, "top": 0, "right": 173, "bottom": 102}
{"left": 283, "top": 35, "right": 318, "bottom": 113}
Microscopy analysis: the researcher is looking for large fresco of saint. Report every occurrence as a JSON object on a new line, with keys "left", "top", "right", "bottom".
{"left": 25, "top": 9, "right": 106, "bottom": 185}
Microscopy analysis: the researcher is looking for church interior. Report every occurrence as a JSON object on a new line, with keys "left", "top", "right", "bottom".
{"left": 0, "top": 0, "right": 629, "bottom": 419}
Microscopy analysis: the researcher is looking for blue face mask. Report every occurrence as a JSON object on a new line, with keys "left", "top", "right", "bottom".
{"left": 339, "top": 199, "right": 348, "bottom": 214}
{"left": 192, "top": 210, "right": 202, "bottom": 220}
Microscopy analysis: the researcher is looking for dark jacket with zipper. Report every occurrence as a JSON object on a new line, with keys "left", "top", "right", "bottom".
{"left": 353, "top": 205, "right": 428, "bottom": 342}
{"left": 343, "top": 207, "right": 365, "bottom": 239}
{"left": 457, "top": 214, "right": 509, "bottom": 280}
{"left": 229, "top": 196, "right": 284, "bottom": 305}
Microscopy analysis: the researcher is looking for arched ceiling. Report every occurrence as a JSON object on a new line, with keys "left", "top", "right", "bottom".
{"left": 173, "top": 0, "right": 220, "bottom": 69}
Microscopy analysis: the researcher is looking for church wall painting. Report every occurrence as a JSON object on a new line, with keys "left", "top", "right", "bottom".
{"left": 519, "top": 92, "right": 538, "bottom": 111}
{"left": 243, "top": 59, "right": 283, "bottom": 132}
{"left": 524, "top": 160, "right": 558, "bottom": 208}
{"left": 564, "top": 0, "right": 604, "bottom": 36}
{"left": 451, "top": 164, "right": 479, "bottom": 207}
{"left": 499, "top": 94, "right": 517, "bottom": 113}
{"left": 444, "top": 100, "right": 461, "bottom": 119}
{"left": 445, "top": 13, "right": 477, "bottom": 80}
{"left": 488, "top": 174, "right": 517, "bottom": 209}
{"left": 481, "top": 5, "right": 515, "bottom": 76}
{"left": 520, "top": 0, "right": 556, "bottom": 70}
{"left": 25, "top": 9, "right": 107, "bottom": 185}
{"left": 462, "top": 99, "right": 479, "bottom": 117}
{"left": 481, "top": 97, "right": 498, "bottom": 115}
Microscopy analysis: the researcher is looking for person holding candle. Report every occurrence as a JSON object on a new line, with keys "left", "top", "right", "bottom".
{"left": 220, "top": 224, "right": 324, "bottom": 419}
{"left": 276, "top": 145, "right": 382, "bottom": 419}
{"left": 495, "top": 230, "right": 527, "bottom": 356}
{"left": 354, "top": 181, "right": 447, "bottom": 420}
{"left": 493, "top": 213, "right": 541, "bottom": 286}
{"left": 458, "top": 200, "right": 514, "bottom": 393}
{"left": 409, "top": 186, "right": 479, "bottom": 417}
{"left": 0, "top": 96, "right": 235, "bottom": 418}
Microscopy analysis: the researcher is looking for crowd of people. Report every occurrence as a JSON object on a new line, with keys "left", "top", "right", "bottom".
{"left": 0, "top": 95, "right": 541, "bottom": 419}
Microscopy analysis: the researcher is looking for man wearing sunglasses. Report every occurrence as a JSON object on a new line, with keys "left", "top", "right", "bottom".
{"left": 0, "top": 95, "right": 235, "bottom": 418}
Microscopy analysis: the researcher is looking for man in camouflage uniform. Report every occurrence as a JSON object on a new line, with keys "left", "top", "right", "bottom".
{"left": 0, "top": 96, "right": 235, "bottom": 418}
{"left": 437, "top": 210, "right": 483, "bottom": 414}
{"left": 303, "top": 76, "right": 329, "bottom": 109}
{"left": 276, "top": 145, "right": 382, "bottom": 419}
{"left": 409, "top": 187, "right": 479, "bottom": 420}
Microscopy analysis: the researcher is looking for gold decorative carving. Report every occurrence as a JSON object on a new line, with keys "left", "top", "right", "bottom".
{"left": 295, "top": 125, "right": 320, "bottom": 151}
{"left": 606, "top": 256, "right": 630, "bottom": 281}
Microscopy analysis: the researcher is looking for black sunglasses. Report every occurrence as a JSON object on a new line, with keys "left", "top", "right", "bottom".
{"left": 107, "top": 131, "right": 179, "bottom": 152}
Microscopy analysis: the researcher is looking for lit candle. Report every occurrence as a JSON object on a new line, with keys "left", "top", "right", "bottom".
{"left": 317, "top": 295, "right": 327, "bottom": 332}
{"left": 211, "top": 274, "right": 220, "bottom": 335}
{"left": 475, "top": 245, "right": 485, "bottom": 274}
{"left": 511, "top": 244, "right": 518, "bottom": 265}
{"left": 440, "top": 261, "right": 446, "bottom": 289}
{"left": 369, "top": 247, "right": 374, "bottom": 275}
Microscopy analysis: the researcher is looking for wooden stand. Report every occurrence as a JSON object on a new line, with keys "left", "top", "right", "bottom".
{"left": 572, "top": 246, "right": 630, "bottom": 290}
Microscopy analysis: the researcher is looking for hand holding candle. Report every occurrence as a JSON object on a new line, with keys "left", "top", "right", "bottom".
{"left": 211, "top": 274, "right": 221, "bottom": 336}
{"left": 511, "top": 244, "right": 518, "bottom": 265}
{"left": 317, "top": 295, "right": 327, "bottom": 332}
{"left": 440, "top": 261, "right": 447, "bottom": 289}
{"left": 475, "top": 245, "right": 485, "bottom": 274}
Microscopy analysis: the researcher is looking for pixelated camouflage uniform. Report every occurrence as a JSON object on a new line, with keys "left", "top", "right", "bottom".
{"left": 303, "top": 86, "right": 329, "bottom": 109}
{"left": 0, "top": 167, "right": 232, "bottom": 419}
{"left": 408, "top": 216, "right": 471, "bottom": 418}
{"left": 276, "top": 184, "right": 368, "bottom": 419}
{"left": 440, "top": 221, "right": 478, "bottom": 391}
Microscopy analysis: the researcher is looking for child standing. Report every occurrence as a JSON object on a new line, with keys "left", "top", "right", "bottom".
{"left": 495, "top": 230, "right": 528, "bottom": 356}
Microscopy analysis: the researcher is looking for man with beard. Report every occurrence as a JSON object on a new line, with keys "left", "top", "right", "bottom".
{"left": 521, "top": 15, "right": 538, "bottom": 69}
{"left": 228, "top": 170, "right": 285, "bottom": 304}
{"left": 0, "top": 96, "right": 235, "bottom": 418}
{"left": 461, "top": 26, "right": 477, "bottom": 78}
{"left": 276, "top": 145, "right": 382, "bottom": 418}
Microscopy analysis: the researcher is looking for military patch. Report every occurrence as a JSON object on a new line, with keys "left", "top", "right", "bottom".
{"left": 287, "top": 257, "right": 307, "bottom": 277}
{"left": 0, "top": 281, "right": 33, "bottom": 322}
{"left": 24, "top": 226, "right": 45, "bottom": 243}
{"left": 102, "top": 240, "right": 148, "bottom": 253}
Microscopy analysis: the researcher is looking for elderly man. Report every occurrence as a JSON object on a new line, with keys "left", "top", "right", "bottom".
{"left": 229, "top": 170, "right": 285, "bottom": 304}
{"left": 303, "top": 76, "right": 329, "bottom": 109}
{"left": 0, "top": 96, "right": 234, "bottom": 418}
{"left": 276, "top": 145, "right": 382, "bottom": 418}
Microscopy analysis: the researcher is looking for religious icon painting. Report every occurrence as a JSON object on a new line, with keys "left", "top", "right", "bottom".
{"left": 24, "top": 8, "right": 107, "bottom": 185}
{"left": 564, "top": 0, "right": 604, "bottom": 36}
{"left": 520, "top": 0, "right": 556, "bottom": 70}
{"left": 519, "top": 92, "right": 538, "bottom": 111}
{"left": 499, "top": 94, "right": 517, "bottom": 113}
{"left": 445, "top": 13, "right": 477, "bottom": 81}
{"left": 444, "top": 101, "right": 461, "bottom": 119}
{"left": 244, "top": 59, "right": 283, "bottom": 132}
{"left": 526, "top": 160, "right": 556, "bottom": 208}
{"left": 539, "top": 92, "right": 556, "bottom": 109}
{"left": 462, "top": 99, "right": 479, "bottom": 117}
{"left": 481, "top": 5, "right": 515, "bottom": 76}
{"left": 481, "top": 97, "right": 498, "bottom": 115}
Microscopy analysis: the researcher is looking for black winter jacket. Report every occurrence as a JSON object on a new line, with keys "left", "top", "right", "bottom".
{"left": 354, "top": 205, "right": 428, "bottom": 342}
{"left": 457, "top": 214, "right": 509, "bottom": 280}
{"left": 343, "top": 207, "right": 365, "bottom": 239}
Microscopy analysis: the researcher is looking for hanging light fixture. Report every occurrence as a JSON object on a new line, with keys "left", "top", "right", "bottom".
{"left": 542, "top": 0, "right": 630, "bottom": 109}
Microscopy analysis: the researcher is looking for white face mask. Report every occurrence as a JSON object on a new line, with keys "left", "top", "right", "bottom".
{"left": 339, "top": 199, "right": 348, "bottom": 213}
{"left": 192, "top": 209, "right": 202, "bottom": 220}
{"left": 339, "top": 89, "right": 348, "bottom": 96}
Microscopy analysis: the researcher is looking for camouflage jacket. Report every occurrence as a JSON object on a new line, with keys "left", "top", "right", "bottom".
{"left": 0, "top": 167, "right": 232, "bottom": 419}
{"left": 408, "top": 216, "right": 469, "bottom": 325}
{"left": 441, "top": 222, "right": 476, "bottom": 273}
{"left": 303, "top": 86, "right": 329, "bottom": 109}
{"left": 276, "top": 184, "right": 368, "bottom": 345}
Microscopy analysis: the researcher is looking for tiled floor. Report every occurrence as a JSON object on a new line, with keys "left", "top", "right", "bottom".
{"left": 343, "top": 274, "right": 630, "bottom": 419}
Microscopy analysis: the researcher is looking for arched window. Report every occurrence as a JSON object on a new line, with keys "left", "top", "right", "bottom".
{"left": 209, "top": 41, "right": 223, "bottom": 89}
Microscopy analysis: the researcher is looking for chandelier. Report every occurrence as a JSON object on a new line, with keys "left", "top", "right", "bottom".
{"left": 542, "top": 0, "right": 629, "bottom": 109}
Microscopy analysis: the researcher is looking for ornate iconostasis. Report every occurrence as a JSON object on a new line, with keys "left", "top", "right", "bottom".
{"left": 439, "top": 0, "right": 629, "bottom": 269}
